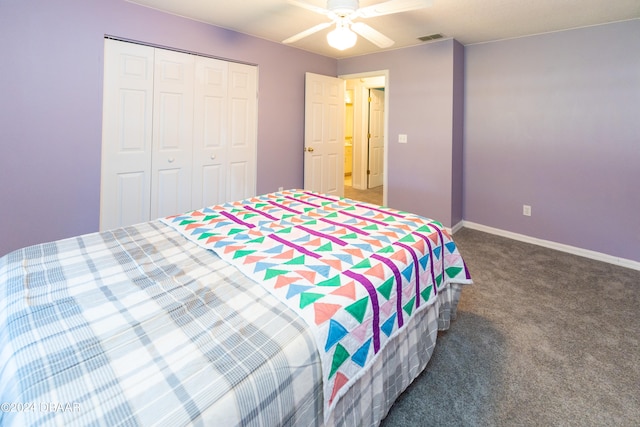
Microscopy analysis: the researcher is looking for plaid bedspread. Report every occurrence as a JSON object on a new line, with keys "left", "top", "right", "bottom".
{"left": 0, "top": 221, "right": 322, "bottom": 426}
{"left": 162, "top": 190, "right": 472, "bottom": 419}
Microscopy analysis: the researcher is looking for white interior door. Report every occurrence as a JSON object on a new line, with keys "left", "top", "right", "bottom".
{"left": 368, "top": 88, "right": 385, "bottom": 188}
{"left": 100, "top": 39, "right": 154, "bottom": 231}
{"left": 151, "top": 49, "right": 195, "bottom": 219}
{"left": 304, "top": 72, "right": 345, "bottom": 196}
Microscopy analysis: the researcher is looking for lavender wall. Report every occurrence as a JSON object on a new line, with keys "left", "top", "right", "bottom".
{"left": 3, "top": 2, "right": 635, "bottom": 263}
{"left": 464, "top": 20, "right": 640, "bottom": 261}
{"left": 338, "top": 40, "right": 464, "bottom": 228}
{"left": 0, "top": 0, "right": 336, "bottom": 256}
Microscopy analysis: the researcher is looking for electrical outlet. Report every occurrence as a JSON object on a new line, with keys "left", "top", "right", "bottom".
{"left": 398, "top": 134, "right": 408, "bottom": 143}
{"left": 278, "top": 187, "right": 284, "bottom": 192}
{"left": 523, "top": 205, "right": 532, "bottom": 216}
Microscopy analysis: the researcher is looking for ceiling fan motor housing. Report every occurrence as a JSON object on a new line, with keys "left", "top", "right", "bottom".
{"left": 327, "top": 0, "right": 359, "bottom": 17}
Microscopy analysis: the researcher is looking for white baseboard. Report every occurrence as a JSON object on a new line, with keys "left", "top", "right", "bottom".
{"left": 450, "top": 220, "right": 465, "bottom": 234}
{"left": 458, "top": 221, "right": 640, "bottom": 272}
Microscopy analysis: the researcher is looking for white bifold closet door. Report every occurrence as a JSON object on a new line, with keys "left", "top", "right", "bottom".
{"left": 100, "top": 39, "right": 257, "bottom": 231}
{"left": 192, "top": 57, "right": 257, "bottom": 208}
{"left": 151, "top": 48, "right": 195, "bottom": 220}
{"left": 100, "top": 40, "right": 154, "bottom": 230}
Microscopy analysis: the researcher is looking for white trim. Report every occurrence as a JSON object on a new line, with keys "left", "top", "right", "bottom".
{"left": 465, "top": 18, "right": 639, "bottom": 47}
{"left": 339, "top": 70, "right": 389, "bottom": 206}
{"left": 450, "top": 220, "right": 464, "bottom": 234}
{"left": 460, "top": 221, "right": 640, "bottom": 272}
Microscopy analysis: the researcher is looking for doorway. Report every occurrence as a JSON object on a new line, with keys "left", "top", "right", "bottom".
{"left": 341, "top": 72, "right": 388, "bottom": 206}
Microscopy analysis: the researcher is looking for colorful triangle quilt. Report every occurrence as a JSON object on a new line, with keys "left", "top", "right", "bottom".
{"left": 162, "top": 190, "right": 472, "bottom": 419}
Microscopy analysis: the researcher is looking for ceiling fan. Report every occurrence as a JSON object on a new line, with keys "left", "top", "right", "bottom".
{"left": 283, "top": 0, "right": 434, "bottom": 51}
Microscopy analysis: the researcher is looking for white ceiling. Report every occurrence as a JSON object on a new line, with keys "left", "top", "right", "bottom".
{"left": 127, "top": 0, "right": 640, "bottom": 58}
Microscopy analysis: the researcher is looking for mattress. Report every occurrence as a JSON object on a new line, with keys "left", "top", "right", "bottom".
{"left": 0, "top": 191, "right": 470, "bottom": 426}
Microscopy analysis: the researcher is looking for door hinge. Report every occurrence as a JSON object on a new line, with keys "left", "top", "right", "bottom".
{"left": 367, "top": 170, "right": 371, "bottom": 175}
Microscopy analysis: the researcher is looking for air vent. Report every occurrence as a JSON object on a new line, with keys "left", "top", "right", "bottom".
{"left": 418, "top": 33, "right": 444, "bottom": 42}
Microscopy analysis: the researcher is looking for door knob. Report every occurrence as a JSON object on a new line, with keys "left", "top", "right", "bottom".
{"left": 305, "top": 147, "right": 314, "bottom": 152}
{"left": 168, "top": 157, "right": 175, "bottom": 163}
{"left": 210, "top": 155, "right": 216, "bottom": 160}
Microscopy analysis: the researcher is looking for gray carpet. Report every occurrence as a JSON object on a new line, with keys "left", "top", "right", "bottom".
{"left": 344, "top": 183, "right": 383, "bottom": 206}
{"left": 381, "top": 228, "right": 640, "bottom": 427}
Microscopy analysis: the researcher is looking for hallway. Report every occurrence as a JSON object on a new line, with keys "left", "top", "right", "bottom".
{"left": 343, "top": 176, "right": 383, "bottom": 206}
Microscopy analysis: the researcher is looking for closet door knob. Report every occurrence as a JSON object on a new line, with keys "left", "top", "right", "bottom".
{"left": 168, "top": 157, "right": 175, "bottom": 163}
{"left": 210, "top": 155, "right": 216, "bottom": 160}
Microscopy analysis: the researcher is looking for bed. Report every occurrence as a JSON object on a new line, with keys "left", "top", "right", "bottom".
{"left": 0, "top": 190, "right": 471, "bottom": 426}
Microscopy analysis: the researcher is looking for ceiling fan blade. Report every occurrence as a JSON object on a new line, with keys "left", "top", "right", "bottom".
{"left": 283, "top": 22, "right": 333, "bottom": 44}
{"left": 351, "top": 22, "right": 394, "bottom": 48}
{"left": 358, "top": 0, "right": 433, "bottom": 18}
{"left": 287, "top": 0, "right": 331, "bottom": 16}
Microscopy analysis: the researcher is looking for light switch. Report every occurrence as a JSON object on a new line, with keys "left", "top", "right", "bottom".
{"left": 398, "top": 134, "right": 408, "bottom": 143}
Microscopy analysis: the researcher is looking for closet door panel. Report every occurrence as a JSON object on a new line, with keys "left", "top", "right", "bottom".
{"left": 156, "top": 169, "right": 182, "bottom": 217}
{"left": 227, "top": 63, "right": 257, "bottom": 200}
{"left": 100, "top": 39, "right": 154, "bottom": 230}
{"left": 151, "top": 49, "right": 195, "bottom": 219}
{"left": 200, "top": 165, "right": 225, "bottom": 208}
{"left": 230, "top": 98, "right": 249, "bottom": 149}
{"left": 228, "top": 161, "right": 250, "bottom": 202}
{"left": 117, "top": 172, "right": 148, "bottom": 227}
{"left": 192, "top": 56, "right": 227, "bottom": 208}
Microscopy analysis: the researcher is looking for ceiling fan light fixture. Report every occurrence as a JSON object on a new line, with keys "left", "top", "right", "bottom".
{"left": 327, "top": 0, "right": 358, "bottom": 17}
{"left": 327, "top": 22, "right": 357, "bottom": 50}
{"left": 286, "top": 0, "right": 432, "bottom": 51}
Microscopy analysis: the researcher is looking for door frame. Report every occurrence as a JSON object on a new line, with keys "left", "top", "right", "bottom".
{"left": 340, "top": 70, "right": 389, "bottom": 206}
